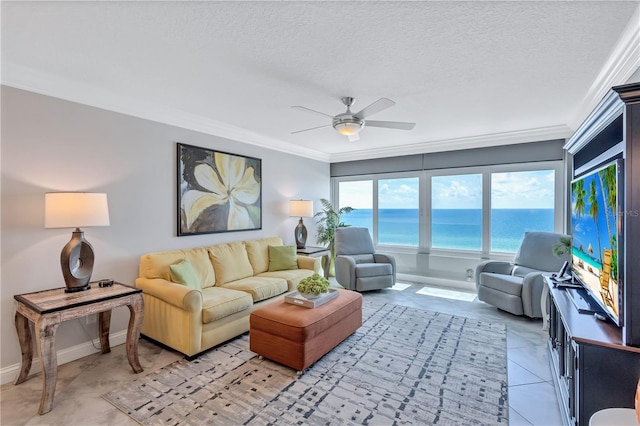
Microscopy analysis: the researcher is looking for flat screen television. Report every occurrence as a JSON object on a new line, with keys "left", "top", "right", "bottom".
{"left": 570, "top": 159, "right": 624, "bottom": 326}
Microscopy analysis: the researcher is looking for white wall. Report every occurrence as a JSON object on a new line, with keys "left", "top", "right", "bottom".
{"left": 0, "top": 86, "right": 329, "bottom": 378}
{"left": 626, "top": 66, "right": 640, "bottom": 83}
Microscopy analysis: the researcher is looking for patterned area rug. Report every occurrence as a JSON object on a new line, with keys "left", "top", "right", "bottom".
{"left": 104, "top": 301, "right": 508, "bottom": 425}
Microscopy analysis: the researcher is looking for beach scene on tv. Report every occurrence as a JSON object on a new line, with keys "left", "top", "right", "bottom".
{"left": 571, "top": 162, "right": 619, "bottom": 319}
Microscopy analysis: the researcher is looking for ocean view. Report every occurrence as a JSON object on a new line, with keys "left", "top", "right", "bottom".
{"left": 341, "top": 208, "right": 554, "bottom": 252}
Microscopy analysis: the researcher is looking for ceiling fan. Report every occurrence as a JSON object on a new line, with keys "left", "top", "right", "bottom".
{"left": 291, "top": 97, "right": 415, "bottom": 141}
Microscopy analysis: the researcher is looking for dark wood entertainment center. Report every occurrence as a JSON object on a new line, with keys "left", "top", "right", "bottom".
{"left": 550, "top": 82, "right": 640, "bottom": 425}
{"left": 546, "top": 277, "right": 640, "bottom": 425}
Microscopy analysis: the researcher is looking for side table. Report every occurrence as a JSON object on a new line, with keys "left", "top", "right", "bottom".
{"left": 297, "top": 246, "right": 331, "bottom": 279}
{"left": 13, "top": 282, "right": 144, "bottom": 414}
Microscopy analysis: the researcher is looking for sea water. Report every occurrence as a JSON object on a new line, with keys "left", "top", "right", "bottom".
{"left": 341, "top": 208, "right": 554, "bottom": 252}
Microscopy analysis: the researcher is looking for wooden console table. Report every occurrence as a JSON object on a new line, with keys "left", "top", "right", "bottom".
{"left": 13, "top": 282, "right": 144, "bottom": 414}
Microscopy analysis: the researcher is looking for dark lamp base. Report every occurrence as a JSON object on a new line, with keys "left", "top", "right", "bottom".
{"left": 294, "top": 218, "right": 308, "bottom": 249}
{"left": 65, "top": 284, "right": 91, "bottom": 293}
{"left": 61, "top": 228, "right": 95, "bottom": 293}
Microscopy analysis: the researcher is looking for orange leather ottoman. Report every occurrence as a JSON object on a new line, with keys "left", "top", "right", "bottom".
{"left": 249, "top": 289, "right": 363, "bottom": 372}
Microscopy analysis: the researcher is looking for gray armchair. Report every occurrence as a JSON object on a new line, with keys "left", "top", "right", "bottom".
{"left": 475, "top": 231, "right": 571, "bottom": 318}
{"left": 335, "top": 227, "right": 396, "bottom": 292}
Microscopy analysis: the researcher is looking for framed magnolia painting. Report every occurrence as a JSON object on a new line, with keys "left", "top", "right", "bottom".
{"left": 177, "top": 143, "right": 262, "bottom": 236}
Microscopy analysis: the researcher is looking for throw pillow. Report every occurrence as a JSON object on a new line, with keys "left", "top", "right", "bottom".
{"left": 268, "top": 245, "right": 298, "bottom": 271}
{"left": 245, "top": 237, "right": 284, "bottom": 274}
{"left": 169, "top": 259, "right": 200, "bottom": 290}
{"left": 208, "top": 242, "right": 255, "bottom": 285}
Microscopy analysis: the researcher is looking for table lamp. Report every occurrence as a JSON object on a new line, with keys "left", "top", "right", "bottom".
{"left": 289, "top": 200, "right": 313, "bottom": 249}
{"left": 45, "top": 192, "right": 110, "bottom": 292}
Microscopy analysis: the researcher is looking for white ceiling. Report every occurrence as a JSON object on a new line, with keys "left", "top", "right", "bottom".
{"left": 2, "top": 1, "right": 639, "bottom": 163}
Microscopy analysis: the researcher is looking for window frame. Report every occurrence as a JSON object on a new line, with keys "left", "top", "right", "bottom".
{"left": 332, "top": 160, "right": 564, "bottom": 256}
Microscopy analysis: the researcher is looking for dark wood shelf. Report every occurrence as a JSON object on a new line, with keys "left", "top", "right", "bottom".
{"left": 548, "top": 282, "right": 640, "bottom": 353}
{"left": 547, "top": 277, "right": 640, "bottom": 425}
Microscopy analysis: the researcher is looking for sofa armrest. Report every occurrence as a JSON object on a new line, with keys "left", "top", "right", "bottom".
{"left": 296, "top": 255, "right": 321, "bottom": 273}
{"left": 374, "top": 253, "right": 396, "bottom": 280}
{"left": 521, "top": 272, "right": 546, "bottom": 318}
{"left": 335, "top": 255, "right": 356, "bottom": 290}
{"left": 475, "top": 261, "right": 514, "bottom": 288}
{"left": 135, "top": 277, "right": 203, "bottom": 312}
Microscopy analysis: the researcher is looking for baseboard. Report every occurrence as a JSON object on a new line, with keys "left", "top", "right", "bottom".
{"left": 0, "top": 330, "right": 127, "bottom": 386}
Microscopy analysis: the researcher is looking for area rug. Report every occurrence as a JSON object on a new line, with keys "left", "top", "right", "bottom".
{"left": 104, "top": 301, "right": 508, "bottom": 425}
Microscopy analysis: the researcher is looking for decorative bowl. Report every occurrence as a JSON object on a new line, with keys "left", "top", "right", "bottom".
{"left": 300, "top": 292, "right": 324, "bottom": 300}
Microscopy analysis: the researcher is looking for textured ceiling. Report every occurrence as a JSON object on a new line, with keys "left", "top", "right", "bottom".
{"left": 2, "top": 1, "right": 639, "bottom": 162}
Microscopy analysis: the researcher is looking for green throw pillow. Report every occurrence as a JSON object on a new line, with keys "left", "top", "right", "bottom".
{"left": 268, "top": 245, "right": 298, "bottom": 272}
{"left": 169, "top": 259, "right": 200, "bottom": 290}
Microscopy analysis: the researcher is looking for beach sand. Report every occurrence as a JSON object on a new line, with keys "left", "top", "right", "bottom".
{"left": 572, "top": 255, "right": 619, "bottom": 315}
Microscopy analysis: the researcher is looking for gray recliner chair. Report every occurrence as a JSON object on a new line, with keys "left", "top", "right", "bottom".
{"left": 475, "top": 231, "right": 571, "bottom": 318}
{"left": 335, "top": 227, "right": 396, "bottom": 292}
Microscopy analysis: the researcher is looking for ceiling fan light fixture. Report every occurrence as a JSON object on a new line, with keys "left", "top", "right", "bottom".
{"left": 332, "top": 116, "right": 364, "bottom": 136}
{"left": 293, "top": 96, "right": 413, "bottom": 138}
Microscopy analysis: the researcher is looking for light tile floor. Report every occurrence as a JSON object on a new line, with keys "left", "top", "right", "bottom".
{"left": 0, "top": 282, "right": 562, "bottom": 425}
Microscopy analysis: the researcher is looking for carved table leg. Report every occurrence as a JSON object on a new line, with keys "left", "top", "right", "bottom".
{"left": 98, "top": 310, "right": 112, "bottom": 354}
{"left": 14, "top": 311, "right": 33, "bottom": 385}
{"left": 126, "top": 294, "right": 144, "bottom": 374}
{"left": 35, "top": 315, "right": 60, "bottom": 415}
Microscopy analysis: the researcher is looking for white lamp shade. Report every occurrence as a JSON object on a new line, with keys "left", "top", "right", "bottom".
{"left": 45, "top": 192, "right": 110, "bottom": 228}
{"left": 289, "top": 200, "right": 313, "bottom": 218}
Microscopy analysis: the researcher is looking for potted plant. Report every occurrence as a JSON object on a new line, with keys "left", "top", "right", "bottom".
{"left": 297, "top": 273, "right": 331, "bottom": 299}
{"left": 314, "top": 198, "right": 354, "bottom": 275}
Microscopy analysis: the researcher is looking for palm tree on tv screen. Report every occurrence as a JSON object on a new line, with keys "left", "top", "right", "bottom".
{"left": 588, "top": 179, "right": 603, "bottom": 263}
{"left": 573, "top": 179, "right": 587, "bottom": 219}
{"left": 599, "top": 166, "right": 617, "bottom": 279}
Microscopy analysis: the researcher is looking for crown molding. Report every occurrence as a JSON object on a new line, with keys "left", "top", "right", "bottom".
{"left": 1, "top": 65, "right": 332, "bottom": 163}
{"left": 568, "top": 3, "right": 640, "bottom": 132}
{"left": 4, "top": 67, "right": 569, "bottom": 165}
{"left": 564, "top": 88, "right": 624, "bottom": 155}
{"left": 329, "top": 125, "right": 573, "bottom": 163}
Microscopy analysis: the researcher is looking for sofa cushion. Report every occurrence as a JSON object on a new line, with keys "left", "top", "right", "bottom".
{"left": 244, "top": 237, "right": 283, "bottom": 274}
{"left": 209, "top": 242, "right": 254, "bottom": 285}
{"left": 220, "top": 277, "right": 288, "bottom": 302}
{"left": 258, "top": 269, "right": 315, "bottom": 291}
{"left": 268, "top": 245, "right": 298, "bottom": 271}
{"left": 201, "top": 287, "right": 253, "bottom": 323}
{"left": 139, "top": 247, "right": 215, "bottom": 289}
{"left": 479, "top": 272, "right": 523, "bottom": 296}
{"left": 169, "top": 259, "right": 200, "bottom": 290}
{"left": 355, "top": 263, "right": 393, "bottom": 278}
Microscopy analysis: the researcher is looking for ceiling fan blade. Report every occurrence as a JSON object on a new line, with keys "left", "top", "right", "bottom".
{"left": 291, "top": 105, "right": 334, "bottom": 119}
{"left": 348, "top": 133, "right": 360, "bottom": 142}
{"left": 366, "top": 120, "right": 415, "bottom": 130}
{"left": 353, "top": 97, "right": 395, "bottom": 119}
{"left": 291, "top": 124, "right": 332, "bottom": 134}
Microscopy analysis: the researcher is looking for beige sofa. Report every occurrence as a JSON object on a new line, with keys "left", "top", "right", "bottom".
{"left": 135, "top": 236, "right": 320, "bottom": 357}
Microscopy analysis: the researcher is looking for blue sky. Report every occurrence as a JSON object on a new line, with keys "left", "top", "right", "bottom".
{"left": 340, "top": 170, "right": 555, "bottom": 209}
{"left": 571, "top": 166, "right": 617, "bottom": 264}
{"left": 490, "top": 171, "right": 555, "bottom": 209}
